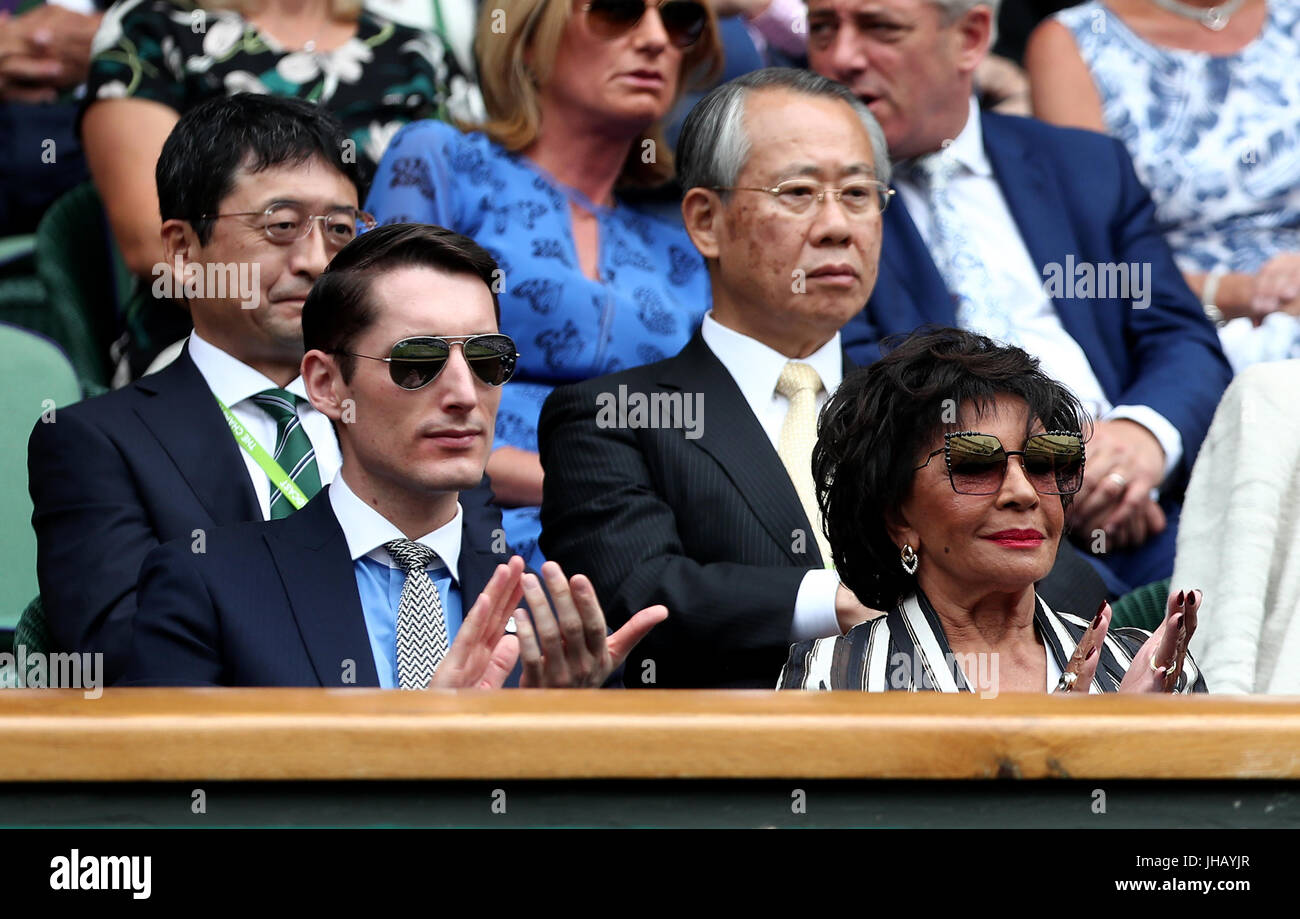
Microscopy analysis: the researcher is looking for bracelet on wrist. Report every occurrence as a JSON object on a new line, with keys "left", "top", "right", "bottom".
{"left": 1201, "top": 268, "right": 1228, "bottom": 327}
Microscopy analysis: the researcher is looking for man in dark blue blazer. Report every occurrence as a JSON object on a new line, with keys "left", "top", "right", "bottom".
{"left": 122, "top": 223, "right": 664, "bottom": 688}
{"left": 27, "top": 95, "right": 376, "bottom": 683}
{"left": 805, "top": 0, "right": 1232, "bottom": 592}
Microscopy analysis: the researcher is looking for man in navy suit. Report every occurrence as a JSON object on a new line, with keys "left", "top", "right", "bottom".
{"left": 122, "top": 223, "right": 665, "bottom": 688}
{"left": 28, "top": 95, "right": 375, "bottom": 683}
{"left": 804, "top": 0, "right": 1232, "bottom": 592}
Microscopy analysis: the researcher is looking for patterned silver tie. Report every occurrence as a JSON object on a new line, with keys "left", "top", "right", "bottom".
{"left": 385, "top": 539, "right": 451, "bottom": 690}
{"left": 909, "top": 151, "right": 1014, "bottom": 343}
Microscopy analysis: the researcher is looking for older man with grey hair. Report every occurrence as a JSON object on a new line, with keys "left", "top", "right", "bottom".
{"left": 536, "top": 68, "right": 889, "bottom": 688}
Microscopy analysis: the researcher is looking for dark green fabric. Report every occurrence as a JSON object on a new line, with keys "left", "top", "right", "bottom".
{"left": 1110, "top": 577, "right": 1170, "bottom": 632}
{"left": 33, "top": 182, "right": 122, "bottom": 390}
{"left": 13, "top": 596, "right": 48, "bottom": 659}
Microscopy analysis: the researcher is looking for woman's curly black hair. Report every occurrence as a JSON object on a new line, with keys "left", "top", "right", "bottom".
{"left": 813, "top": 327, "right": 1090, "bottom": 610}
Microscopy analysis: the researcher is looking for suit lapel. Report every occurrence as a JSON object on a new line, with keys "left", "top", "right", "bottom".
{"left": 981, "top": 113, "right": 1109, "bottom": 370}
{"left": 457, "top": 519, "right": 499, "bottom": 605}
{"left": 879, "top": 194, "right": 957, "bottom": 327}
{"left": 132, "top": 346, "right": 259, "bottom": 524}
{"left": 660, "top": 333, "right": 821, "bottom": 567}
{"left": 265, "top": 493, "right": 379, "bottom": 687}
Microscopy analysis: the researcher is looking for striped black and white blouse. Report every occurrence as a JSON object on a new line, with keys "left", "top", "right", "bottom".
{"left": 777, "top": 591, "right": 1207, "bottom": 693}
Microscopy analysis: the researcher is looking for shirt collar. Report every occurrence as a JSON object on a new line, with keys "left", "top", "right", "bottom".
{"left": 328, "top": 473, "right": 463, "bottom": 582}
{"left": 701, "top": 313, "right": 843, "bottom": 409}
{"left": 900, "top": 96, "right": 992, "bottom": 181}
{"left": 187, "top": 331, "right": 309, "bottom": 405}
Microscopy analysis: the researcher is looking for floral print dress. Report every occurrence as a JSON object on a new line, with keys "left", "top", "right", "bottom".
{"left": 1055, "top": 0, "right": 1300, "bottom": 369}
{"left": 84, "top": 0, "right": 478, "bottom": 164}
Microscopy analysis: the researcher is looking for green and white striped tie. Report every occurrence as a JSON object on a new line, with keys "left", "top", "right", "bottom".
{"left": 250, "top": 388, "right": 321, "bottom": 519}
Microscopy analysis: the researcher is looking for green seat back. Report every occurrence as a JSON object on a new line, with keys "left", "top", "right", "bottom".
{"left": 34, "top": 183, "right": 129, "bottom": 391}
{"left": 0, "top": 324, "right": 81, "bottom": 626}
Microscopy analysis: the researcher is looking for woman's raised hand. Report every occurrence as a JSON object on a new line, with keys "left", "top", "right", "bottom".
{"left": 1118, "top": 589, "right": 1200, "bottom": 693}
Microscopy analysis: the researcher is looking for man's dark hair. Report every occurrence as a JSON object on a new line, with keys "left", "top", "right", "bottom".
{"left": 302, "top": 222, "right": 502, "bottom": 381}
{"left": 156, "top": 93, "right": 367, "bottom": 245}
{"left": 813, "top": 326, "right": 1089, "bottom": 610}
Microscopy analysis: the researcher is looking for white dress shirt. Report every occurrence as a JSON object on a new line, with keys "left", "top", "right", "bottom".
{"left": 187, "top": 331, "right": 342, "bottom": 519}
{"left": 895, "top": 96, "right": 1182, "bottom": 482}
{"left": 328, "top": 474, "right": 463, "bottom": 578}
{"left": 700, "top": 313, "right": 844, "bottom": 643}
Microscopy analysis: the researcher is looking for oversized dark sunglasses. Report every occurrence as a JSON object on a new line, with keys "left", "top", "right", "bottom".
{"left": 582, "top": 0, "right": 708, "bottom": 48}
{"left": 915, "top": 431, "right": 1086, "bottom": 496}
{"left": 336, "top": 334, "right": 519, "bottom": 389}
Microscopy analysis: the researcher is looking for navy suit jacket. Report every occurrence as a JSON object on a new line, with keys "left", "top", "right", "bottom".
{"left": 120, "top": 488, "right": 510, "bottom": 687}
{"left": 844, "top": 112, "right": 1233, "bottom": 484}
{"left": 27, "top": 344, "right": 502, "bottom": 684}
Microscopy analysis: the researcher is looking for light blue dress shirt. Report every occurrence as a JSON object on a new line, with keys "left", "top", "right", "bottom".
{"left": 329, "top": 475, "right": 465, "bottom": 689}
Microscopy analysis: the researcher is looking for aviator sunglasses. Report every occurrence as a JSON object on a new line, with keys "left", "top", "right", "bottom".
{"left": 915, "top": 431, "right": 1086, "bottom": 496}
{"left": 336, "top": 334, "right": 519, "bottom": 390}
{"left": 582, "top": 0, "right": 709, "bottom": 48}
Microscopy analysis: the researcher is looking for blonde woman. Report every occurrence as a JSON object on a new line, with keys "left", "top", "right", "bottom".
{"left": 366, "top": 0, "right": 723, "bottom": 566}
{"left": 81, "top": 0, "right": 471, "bottom": 281}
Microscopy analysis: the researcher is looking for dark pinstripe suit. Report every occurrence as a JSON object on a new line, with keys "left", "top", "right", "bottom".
{"left": 538, "top": 332, "right": 836, "bottom": 688}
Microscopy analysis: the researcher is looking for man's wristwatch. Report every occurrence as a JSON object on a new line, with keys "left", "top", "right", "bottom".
{"left": 1201, "top": 268, "right": 1228, "bottom": 326}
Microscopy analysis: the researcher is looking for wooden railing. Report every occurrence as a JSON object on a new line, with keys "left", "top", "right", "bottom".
{"left": 2, "top": 690, "right": 1300, "bottom": 781}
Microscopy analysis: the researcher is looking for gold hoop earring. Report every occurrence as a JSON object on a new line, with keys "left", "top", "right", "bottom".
{"left": 900, "top": 543, "right": 918, "bottom": 576}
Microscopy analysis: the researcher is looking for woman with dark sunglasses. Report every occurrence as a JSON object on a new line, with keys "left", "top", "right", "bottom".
{"left": 365, "top": 0, "right": 724, "bottom": 569}
{"left": 778, "top": 328, "right": 1207, "bottom": 694}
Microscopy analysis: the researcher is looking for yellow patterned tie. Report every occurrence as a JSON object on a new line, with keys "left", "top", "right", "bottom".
{"left": 776, "top": 361, "right": 832, "bottom": 568}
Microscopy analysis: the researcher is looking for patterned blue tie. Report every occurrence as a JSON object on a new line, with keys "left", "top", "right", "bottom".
{"left": 909, "top": 151, "right": 1014, "bottom": 343}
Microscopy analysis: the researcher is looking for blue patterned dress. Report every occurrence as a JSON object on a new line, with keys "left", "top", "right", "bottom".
{"left": 366, "top": 120, "right": 710, "bottom": 564}
{"left": 1055, "top": 1, "right": 1300, "bottom": 369}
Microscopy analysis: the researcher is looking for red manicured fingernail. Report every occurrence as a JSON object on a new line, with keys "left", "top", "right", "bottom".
{"left": 1086, "top": 644, "right": 1097, "bottom": 660}
{"left": 1175, "top": 590, "right": 1185, "bottom": 607}
{"left": 1095, "top": 599, "right": 1107, "bottom": 617}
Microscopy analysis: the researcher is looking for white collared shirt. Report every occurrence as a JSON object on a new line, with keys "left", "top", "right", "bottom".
{"left": 328, "top": 473, "right": 464, "bottom": 579}
{"left": 187, "top": 331, "right": 342, "bottom": 519}
{"left": 700, "top": 313, "right": 845, "bottom": 643}
{"left": 894, "top": 97, "right": 1182, "bottom": 481}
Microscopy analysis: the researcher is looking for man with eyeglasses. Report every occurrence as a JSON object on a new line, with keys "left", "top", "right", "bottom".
{"left": 120, "top": 222, "right": 662, "bottom": 688}
{"left": 29, "top": 94, "right": 502, "bottom": 684}
{"left": 539, "top": 67, "right": 1105, "bottom": 689}
{"left": 534, "top": 69, "right": 887, "bottom": 689}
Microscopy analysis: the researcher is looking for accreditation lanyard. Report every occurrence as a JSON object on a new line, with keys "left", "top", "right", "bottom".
{"left": 214, "top": 396, "right": 309, "bottom": 512}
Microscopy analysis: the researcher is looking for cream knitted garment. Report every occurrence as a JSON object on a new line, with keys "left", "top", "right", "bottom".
{"left": 1173, "top": 360, "right": 1300, "bottom": 693}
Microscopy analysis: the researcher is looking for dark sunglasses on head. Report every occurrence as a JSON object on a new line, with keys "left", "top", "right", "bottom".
{"left": 337, "top": 334, "right": 519, "bottom": 389}
{"left": 915, "top": 431, "right": 1086, "bottom": 496}
{"left": 582, "top": 0, "right": 708, "bottom": 48}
